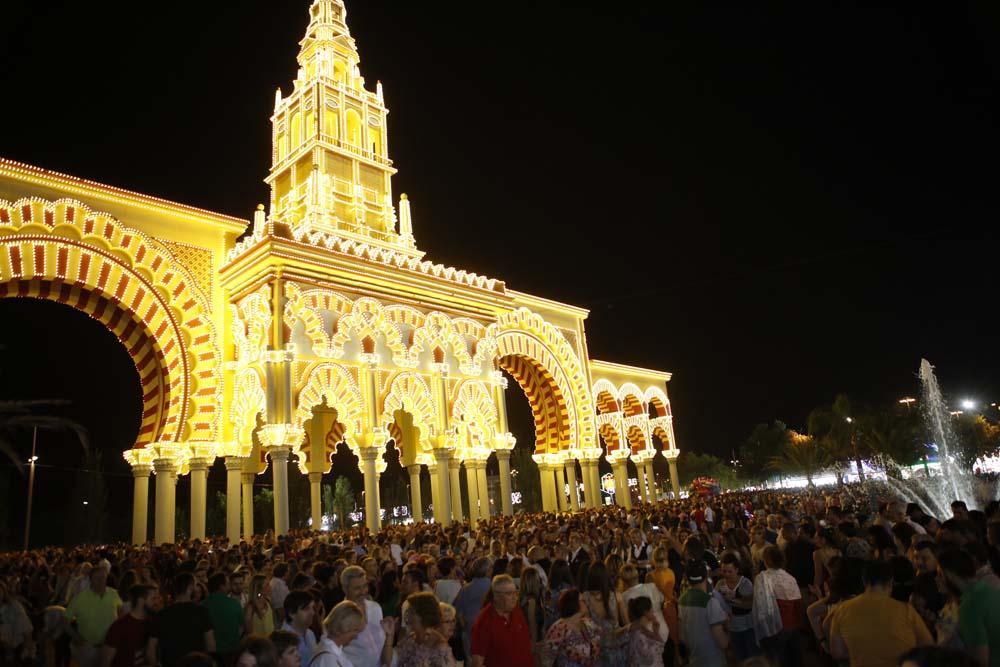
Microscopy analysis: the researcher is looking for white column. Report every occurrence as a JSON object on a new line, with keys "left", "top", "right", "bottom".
{"left": 476, "top": 461, "right": 490, "bottom": 519}
{"left": 225, "top": 457, "right": 244, "bottom": 543}
{"left": 565, "top": 460, "right": 580, "bottom": 511}
{"left": 269, "top": 448, "right": 291, "bottom": 536}
{"left": 433, "top": 450, "right": 452, "bottom": 525}
{"left": 645, "top": 461, "right": 658, "bottom": 500}
{"left": 555, "top": 465, "right": 568, "bottom": 511}
{"left": 592, "top": 461, "right": 604, "bottom": 507}
{"left": 538, "top": 463, "right": 555, "bottom": 512}
{"left": 496, "top": 450, "right": 513, "bottom": 517}
{"left": 465, "top": 462, "right": 480, "bottom": 524}
{"left": 408, "top": 464, "right": 423, "bottom": 522}
{"left": 189, "top": 458, "right": 210, "bottom": 540}
{"left": 449, "top": 457, "right": 464, "bottom": 521}
{"left": 360, "top": 448, "right": 379, "bottom": 533}
{"left": 667, "top": 453, "right": 681, "bottom": 497}
{"left": 242, "top": 473, "right": 255, "bottom": 537}
{"left": 613, "top": 461, "right": 632, "bottom": 509}
{"left": 635, "top": 460, "right": 648, "bottom": 503}
{"left": 309, "top": 471, "right": 323, "bottom": 529}
{"left": 131, "top": 464, "right": 151, "bottom": 545}
{"left": 153, "top": 459, "right": 178, "bottom": 545}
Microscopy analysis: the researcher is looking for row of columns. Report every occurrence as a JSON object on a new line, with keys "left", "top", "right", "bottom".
{"left": 130, "top": 445, "right": 683, "bottom": 545}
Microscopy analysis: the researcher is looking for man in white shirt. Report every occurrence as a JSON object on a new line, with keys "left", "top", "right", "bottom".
{"left": 340, "top": 566, "right": 396, "bottom": 667}
{"left": 270, "top": 563, "right": 291, "bottom": 622}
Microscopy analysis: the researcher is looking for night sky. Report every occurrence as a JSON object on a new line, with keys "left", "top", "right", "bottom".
{"left": 2, "top": 1, "right": 1000, "bottom": 541}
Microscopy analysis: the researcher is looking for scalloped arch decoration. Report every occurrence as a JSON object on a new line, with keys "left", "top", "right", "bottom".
{"left": 451, "top": 380, "right": 499, "bottom": 451}
{"left": 330, "top": 297, "right": 408, "bottom": 364}
{"left": 230, "top": 368, "right": 266, "bottom": 456}
{"left": 489, "top": 308, "right": 595, "bottom": 454}
{"left": 381, "top": 372, "right": 436, "bottom": 457}
{"left": 294, "top": 362, "right": 363, "bottom": 438}
{"left": 0, "top": 198, "right": 221, "bottom": 446}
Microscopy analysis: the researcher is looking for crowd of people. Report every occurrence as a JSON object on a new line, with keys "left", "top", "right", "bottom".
{"left": 0, "top": 483, "right": 998, "bottom": 667}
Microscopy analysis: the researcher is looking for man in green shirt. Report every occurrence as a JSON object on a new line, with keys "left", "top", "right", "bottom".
{"left": 939, "top": 548, "right": 1000, "bottom": 667}
{"left": 203, "top": 572, "right": 244, "bottom": 662}
{"left": 65, "top": 565, "right": 121, "bottom": 667}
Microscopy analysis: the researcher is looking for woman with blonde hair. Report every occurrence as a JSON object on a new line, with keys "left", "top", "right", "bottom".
{"left": 245, "top": 574, "right": 275, "bottom": 636}
{"left": 438, "top": 602, "right": 466, "bottom": 665}
{"left": 648, "top": 547, "right": 678, "bottom": 643}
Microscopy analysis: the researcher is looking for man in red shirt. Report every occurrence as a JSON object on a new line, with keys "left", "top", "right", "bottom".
{"left": 470, "top": 574, "right": 533, "bottom": 667}
{"left": 101, "top": 584, "right": 158, "bottom": 667}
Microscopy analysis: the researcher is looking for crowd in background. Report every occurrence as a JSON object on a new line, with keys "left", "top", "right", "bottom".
{"left": 0, "top": 484, "right": 998, "bottom": 667}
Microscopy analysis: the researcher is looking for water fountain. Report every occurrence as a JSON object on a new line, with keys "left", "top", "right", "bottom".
{"left": 883, "top": 359, "right": 982, "bottom": 517}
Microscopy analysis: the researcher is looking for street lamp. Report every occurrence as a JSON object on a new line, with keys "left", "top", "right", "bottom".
{"left": 23, "top": 427, "right": 38, "bottom": 552}
{"left": 961, "top": 399, "right": 976, "bottom": 411}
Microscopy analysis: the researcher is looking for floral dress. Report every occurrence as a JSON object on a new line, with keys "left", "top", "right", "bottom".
{"left": 393, "top": 634, "right": 456, "bottom": 667}
{"left": 629, "top": 623, "right": 666, "bottom": 667}
{"left": 581, "top": 593, "right": 628, "bottom": 667}
{"left": 543, "top": 617, "right": 601, "bottom": 667}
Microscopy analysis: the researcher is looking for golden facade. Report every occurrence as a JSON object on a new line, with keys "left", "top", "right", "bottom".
{"left": 0, "top": 0, "right": 679, "bottom": 544}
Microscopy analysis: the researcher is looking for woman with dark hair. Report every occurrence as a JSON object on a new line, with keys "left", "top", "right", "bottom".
{"left": 628, "top": 596, "right": 666, "bottom": 667}
{"left": 393, "top": 592, "right": 455, "bottom": 667}
{"left": 542, "top": 589, "right": 600, "bottom": 667}
{"left": 375, "top": 570, "right": 400, "bottom": 619}
{"left": 546, "top": 559, "right": 574, "bottom": 630}
{"left": 812, "top": 526, "right": 841, "bottom": 596}
{"left": 235, "top": 635, "right": 279, "bottom": 667}
{"left": 581, "top": 562, "right": 627, "bottom": 666}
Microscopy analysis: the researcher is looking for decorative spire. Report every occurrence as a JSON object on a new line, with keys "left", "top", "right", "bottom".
{"left": 399, "top": 194, "right": 413, "bottom": 242}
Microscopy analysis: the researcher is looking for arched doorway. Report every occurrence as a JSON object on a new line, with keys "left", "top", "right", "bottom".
{"left": 0, "top": 298, "right": 143, "bottom": 548}
{"left": 0, "top": 198, "right": 221, "bottom": 545}
{"left": 489, "top": 308, "right": 597, "bottom": 513}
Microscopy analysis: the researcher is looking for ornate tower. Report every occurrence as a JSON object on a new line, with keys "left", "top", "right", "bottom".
{"left": 267, "top": 0, "right": 418, "bottom": 254}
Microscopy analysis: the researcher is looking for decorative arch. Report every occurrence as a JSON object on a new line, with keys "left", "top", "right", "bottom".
{"left": 294, "top": 362, "right": 362, "bottom": 436}
{"left": 619, "top": 382, "right": 646, "bottom": 416}
{"left": 592, "top": 379, "right": 621, "bottom": 414}
{"left": 330, "top": 297, "right": 408, "bottom": 364}
{"left": 451, "top": 380, "right": 499, "bottom": 452}
{"left": 0, "top": 198, "right": 220, "bottom": 446}
{"left": 381, "top": 372, "right": 436, "bottom": 460}
{"left": 230, "top": 368, "right": 266, "bottom": 457}
{"left": 408, "top": 311, "right": 474, "bottom": 370}
{"left": 488, "top": 308, "right": 595, "bottom": 454}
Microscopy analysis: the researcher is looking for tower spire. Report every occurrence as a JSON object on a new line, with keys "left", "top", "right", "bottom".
{"left": 265, "top": 1, "right": 420, "bottom": 256}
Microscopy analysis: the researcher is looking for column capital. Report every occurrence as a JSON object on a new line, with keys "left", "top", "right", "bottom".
{"left": 662, "top": 449, "right": 680, "bottom": 461}
{"left": 189, "top": 457, "right": 213, "bottom": 471}
{"left": 493, "top": 432, "right": 516, "bottom": 452}
{"left": 225, "top": 456, "right": 249, "bottom": 472}
{"left": 308, "top": 471, "right": 323, "bottom": 482}
{"left": 258, "top": 423, "right": 305, "bottom": 449}
{"left": 130, "top": 463, "right": 153, "bottom": 478}
{"left": 352, "top": 428, "right": 389, "bottom": 450}
{"left": 448, "top": 456, "right": 462, "bottom": 471}
{"left": 268, "top": 447, "right": 291, "bottom": 463}
{"left": 493, "top": 448, "right": 512, "bottom": 461}
{"left": 431, "top": 447, "right": 454, "bottom": 463}
{"left": 152, "top": 458, "right": 178, "bottom": 476}
{"left": 358, "top": 446, "right": 381, "bottom": 462}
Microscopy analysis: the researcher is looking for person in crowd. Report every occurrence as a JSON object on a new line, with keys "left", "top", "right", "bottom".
{"left": 270, "top": 563, "right": 291, "bottom": 622}
{"left": 715, "top": 551, "right": 756, "bottom": 661}
{"left": 470, "top": 574, "right": 533, "bottom": 666}
{"left": 751, "top": 545, "right": 803, "bottom": 667}
{"left": 828, "top": 560, "right": 933, "bottom": 667}
{"left": 542, "top": 588, "right": 601, "bottom": 667}
{"left": 235, "top": 635, "right": 279, "bottom": 667}
{"left": 66, "top": 563, "right": 121, "bottom": 667}
{"left": 147, "top": 572, "right": 215, "bottom": 667}
{"left": 453, "top": 556, "right": 491, "bottom": 660}
{"left": 339, "top": 565, "right": 396, "bottom": 667}
{"left": 628, "top": 595, "right": 666, "bottom": 667}
{"left": 937, "top": 548, "right": 1000, "bottom": 667}
{"left": 394, "top": 591, "right": 455, "bottom": 666}
{"left": 620, "top": 564, "right": 667, "bottom": 645}
{"left": 439, "top": 601, "right": 466, "bottom": 664}
{"left": 245, "top": 573, "right": 275, "bottom": 638}
{"left": 519, "top": 566, "right": 546, "bottom": 650}
{"left": 580, "top": 562, "right": 627, "bottom": 667}
{"left": 269, "top": 630, "right": 302, "bottom": 667}
{"left": 678, "top": 559, "right": 727, "bottom": 667}
{"left": 102, "top": 584, "right": 157, "bottom": 667}
{"left": 435, "top": 556, "right": 462, "bottom": 605}
{"left": 0, "top": 580, "right": 35, "bottom": 664}
{"left": 204, "top": 572, "right": 245, "bottom": 664}
{"left": 309, "top": 600, "right": 366, "bottom": 667}
{"left": 280, "top": 590, "right": 318, "bottom": 666}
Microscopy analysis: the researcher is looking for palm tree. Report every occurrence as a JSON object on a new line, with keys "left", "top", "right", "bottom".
{"left": 0, "top": 400, "right": 90, "bottom": 550}
{"left": 858, "top": 408, "right": 924, "bottom": 475}
{"left": 808, "top": 394, "right": 863, "bottom": 483}
{"left": 767, "top": 431, "right": 831, "bottom": 488}
{"left": 333, "top": 476, "right": 354, "bottom": 529}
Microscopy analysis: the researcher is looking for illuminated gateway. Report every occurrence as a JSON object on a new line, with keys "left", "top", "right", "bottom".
{"left": 0, "top": 0, "right": 680, "bottom": 544}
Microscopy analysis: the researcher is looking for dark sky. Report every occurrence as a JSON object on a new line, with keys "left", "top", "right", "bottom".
{"left": 2, "top": 0, "right": 1000, "bottom": 497}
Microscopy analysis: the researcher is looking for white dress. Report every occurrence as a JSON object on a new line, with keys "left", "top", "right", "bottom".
{"left": 623, "top": 582, "right": 669, "bottom": 643}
